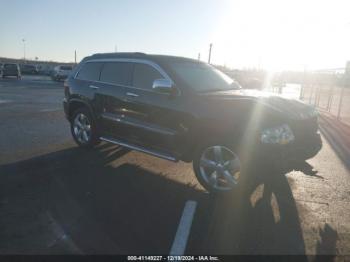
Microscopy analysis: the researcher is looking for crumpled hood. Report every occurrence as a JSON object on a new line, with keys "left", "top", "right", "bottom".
{"left": 201, "top": 89, "right": 317, "bottom": 120}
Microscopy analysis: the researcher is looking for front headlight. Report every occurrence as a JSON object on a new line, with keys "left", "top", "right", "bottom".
{"left": 261, "top": 124, "right": 295, "bottom": 145}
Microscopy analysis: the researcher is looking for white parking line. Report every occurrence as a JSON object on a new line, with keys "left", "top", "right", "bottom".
{"left": 45, "top": 211, "right": 83, "bottom": 254}
{"left": 169, "top": 200, "right": 197, "bottom": 255}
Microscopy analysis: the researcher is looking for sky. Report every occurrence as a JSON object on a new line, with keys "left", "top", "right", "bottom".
{"left": 0, "top": 0, "right": 350, "bottom": 71}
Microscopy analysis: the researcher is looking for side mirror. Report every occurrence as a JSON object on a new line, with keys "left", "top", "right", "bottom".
{"left": 152, "top": 79, "right": 173, "bottom": 94}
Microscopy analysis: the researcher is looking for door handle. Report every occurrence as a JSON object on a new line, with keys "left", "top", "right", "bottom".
{"left": 126, "top": 92, "right": 139, "bottom": 97}
{"left": 89, "top": 85, "right": 99, "bottom": 89}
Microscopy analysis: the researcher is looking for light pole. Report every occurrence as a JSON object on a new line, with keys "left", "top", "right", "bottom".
{"left": 208, "top": 43, "right": 212, "bottom": 64}
{"left": 22, "top": 39, "right": 26, "bottom": 61}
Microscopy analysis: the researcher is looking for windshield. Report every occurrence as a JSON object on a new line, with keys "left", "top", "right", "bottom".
{"left": 168, "top": 61, "right": 241, "bottom": 92}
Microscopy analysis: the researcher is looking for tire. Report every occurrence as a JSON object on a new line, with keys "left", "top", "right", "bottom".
{"left": 193, "top": 141, "right": 244, "bottom": 194}
{"left": 70, "top": 107, "right": 100, "bottom": 148}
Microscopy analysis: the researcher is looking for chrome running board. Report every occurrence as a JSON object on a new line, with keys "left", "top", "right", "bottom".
{"left": 100, "top": 136, "right": 178, "bottom": 162}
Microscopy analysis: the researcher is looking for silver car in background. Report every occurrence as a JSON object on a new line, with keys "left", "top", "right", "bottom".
{"left": 51, "top": 65, "right": 73, "bottom": 81}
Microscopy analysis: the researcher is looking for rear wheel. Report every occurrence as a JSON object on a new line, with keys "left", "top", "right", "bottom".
{"left": 70, "top": 108, "right": 100, "bottom": 148}
{"left": 193, "top": 143, "right": 242, "bottom": 193}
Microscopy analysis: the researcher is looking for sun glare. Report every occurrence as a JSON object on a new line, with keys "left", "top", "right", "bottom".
{"left": 208, "top": 0, "right": 350, "bottom": 71}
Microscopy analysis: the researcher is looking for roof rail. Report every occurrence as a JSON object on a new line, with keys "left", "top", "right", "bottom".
{"left": 91, "top": 52, "right": 147, "bottom": 57}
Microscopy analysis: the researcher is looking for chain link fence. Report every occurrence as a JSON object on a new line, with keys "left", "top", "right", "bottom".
{"left": 300, "top": 84, "right": 350, "bottom": 126}
{"left": 266, "top": 68, "right": 350, "bottom": 127}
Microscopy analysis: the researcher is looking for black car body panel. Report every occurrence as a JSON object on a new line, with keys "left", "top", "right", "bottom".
{"left": 63, "top": 53, "right": 322, "bottom": 164}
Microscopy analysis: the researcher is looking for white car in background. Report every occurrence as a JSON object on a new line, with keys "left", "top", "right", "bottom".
{"left": 51, "top": 65, "right": 73, "bottom": 81}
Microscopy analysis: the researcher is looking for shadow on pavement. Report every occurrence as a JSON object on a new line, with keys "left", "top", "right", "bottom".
{"left": 0, "top": 143, "right": 206, "bottom": 254}
{"left": 314, "top": 224, "right": 338, "bottom": 261}
{"left": 190, "top": 160, "right": 340, "bottom": 256}
{"left": 189, "top": 162, "right": 323, "bottom": 256}
{"left": 0, "top": 144, "right": 340, "bottom": 255}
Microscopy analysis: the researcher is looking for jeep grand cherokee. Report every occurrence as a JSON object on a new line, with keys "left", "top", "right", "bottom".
{"left": 63, "top": 52, "right": 322, "bottom": 193}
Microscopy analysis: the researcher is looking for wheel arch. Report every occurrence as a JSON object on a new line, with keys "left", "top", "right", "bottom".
{"left": 181, "top": 122, "right": 244, "bottom": 162}
{"left": 68, "top": 99, "right": 95, "bottom": 122}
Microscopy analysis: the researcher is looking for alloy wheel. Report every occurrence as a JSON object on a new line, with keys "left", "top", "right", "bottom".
{"left": 73, "top": 113, "right": 92, "bottom": 144}
{"left": 199, "top": 145, "right": 241, "bottom": 191}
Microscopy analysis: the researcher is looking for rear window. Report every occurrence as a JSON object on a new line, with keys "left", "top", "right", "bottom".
{"left": 60, "top": 66, "right": 72, "bottom": 70}
{"left": 100, "top": 62, "right": 133, "bottom": 86}
{"left": 76, "top": 62, "right": 103, "bottom": 81}
{"left": 4, "top": 64, "right": 17, "bottom": 69}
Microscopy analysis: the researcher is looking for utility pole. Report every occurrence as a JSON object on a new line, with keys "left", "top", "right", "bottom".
{"left": 198, "top": 53, "right": 201, "bottom": 61}
{"left": 115, "top": 44, "right": 118, "bottom": 52}
{"left": 74, "top": 50, "right": 77, "bottom": 64}
{"left": 208, "top": 43, "right": 212, "bottom": 64}
{"left": 22, "top": 39, "right": 26, "bottom": 61}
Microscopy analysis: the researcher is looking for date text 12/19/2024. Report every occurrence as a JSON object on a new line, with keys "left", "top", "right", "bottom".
{"left": 127, "top": 256, "right": 219, "bottom": 261}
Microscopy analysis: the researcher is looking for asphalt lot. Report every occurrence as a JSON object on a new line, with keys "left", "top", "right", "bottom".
{"left": 0, "top": 75, "right": 350, "bottom": 255}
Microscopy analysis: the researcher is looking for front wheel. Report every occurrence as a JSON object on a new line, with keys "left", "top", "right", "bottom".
{"left": 193, "top": 144, "right": 243, "bottom": 193}
{"left": 70, "top": 108, "right": 100, "bottom": 148}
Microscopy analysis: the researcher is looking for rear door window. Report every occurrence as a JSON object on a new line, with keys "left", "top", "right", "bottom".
{"left": 132, "top": 63, "right": 163, "bottom": 90}
{"left": 76, "top": 62, "right": 103, "bottom": 81}
{"left": 100, "top": 62, "right": 133, "bottom": 86}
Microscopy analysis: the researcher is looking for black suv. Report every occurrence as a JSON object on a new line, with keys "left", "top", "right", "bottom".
{"left": 63, "top": 53, "right": 322, "bottom": 193}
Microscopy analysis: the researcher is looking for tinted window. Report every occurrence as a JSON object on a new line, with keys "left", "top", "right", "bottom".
{"left": 100, "top": 62, "right": 133, "bottom": 86}
{"left": 77, "top": 62, "right": 103, "bottom": 81}
{"left": 133, "top": 63, "right": 164, "bottom": 90}
{"left": 167, "top": 61, "right": 239, "bottom": 92}
{"left": 4, "top": 64, "right": 17, "bottom": 69}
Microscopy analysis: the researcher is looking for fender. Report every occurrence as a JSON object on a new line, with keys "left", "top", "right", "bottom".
{"left": 67, "top": 98, "right": 97, "bottom": 122}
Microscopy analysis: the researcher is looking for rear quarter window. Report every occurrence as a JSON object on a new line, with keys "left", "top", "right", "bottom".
{"left": 76, "top": 62, "right": 103, "bottom": 81}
